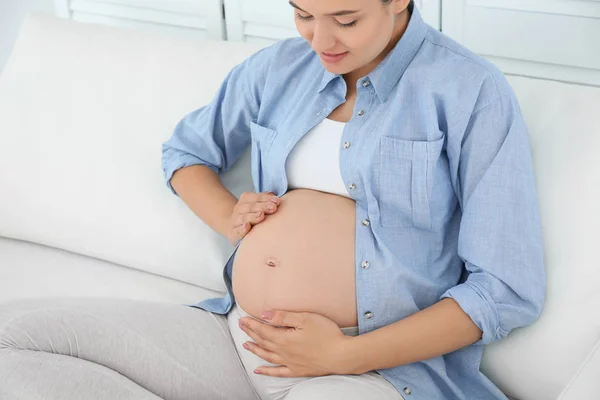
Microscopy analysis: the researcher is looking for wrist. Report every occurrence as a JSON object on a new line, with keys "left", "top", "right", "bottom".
{"left": 220, "top": 208, "right": 236, "bottom": 240}
{"left": 335, "top": 335, "right": 366, "bottom": 375}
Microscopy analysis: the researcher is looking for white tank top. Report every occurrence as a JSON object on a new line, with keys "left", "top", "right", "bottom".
{"left": 286, "top": 118, "right": 351, "bottom": 198}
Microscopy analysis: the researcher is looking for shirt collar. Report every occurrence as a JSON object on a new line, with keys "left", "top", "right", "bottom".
{"left": 317, "top": 2, "right": 428, "bottom": 103}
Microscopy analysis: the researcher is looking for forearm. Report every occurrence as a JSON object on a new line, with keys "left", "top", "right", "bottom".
{"left": 170, "top": 165, "right": 238, "bottom": 237}
{"left": 343, "top": 298, "right": 482, "bottom": 374}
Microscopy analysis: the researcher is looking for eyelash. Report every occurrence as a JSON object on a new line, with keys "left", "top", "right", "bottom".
{"left": 295, "top": 13, "right": 358, "bottom": 28}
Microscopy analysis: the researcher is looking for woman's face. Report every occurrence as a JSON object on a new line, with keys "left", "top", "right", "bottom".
{"left": 290, "top": 0, "right": 409, "bottom": 75}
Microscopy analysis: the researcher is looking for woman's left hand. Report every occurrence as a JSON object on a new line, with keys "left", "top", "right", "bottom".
{"left": 238, "top": 310, "right": 352, "bottom": 377}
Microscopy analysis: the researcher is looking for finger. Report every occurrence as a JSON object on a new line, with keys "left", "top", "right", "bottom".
{"left": 239, "top": 320, "right": 277, "bottom": 350}
{"left": 236, "top": 223, "right": 250, "bottom": 237}
{"left": 229, "top": 224, "right": 248, "bottom": 245}
{"left": 240, "top": 191, "right": 277, "bottom": 204}
{"left": 237, "top": 201, "right": 272, "bottom": 215}
{"left": 243, "top": 342, "right": 284, "bottom": 365}
{"left": 241, "top": 198, "right": 279, "bottom": 217}
{"left": 245, "top": 211, "right": 265, "bottom": 226}
{"left": 240, "top": 317, "right": 283, "bottom": 344}
{"left": 262, "top": 310, "right": 305, "bottom": 329}
{"left": 233, "top": 211, "right": 263, "bottom": 228}
{"left": 240, "top": 321, "right": 275, "bottom": 351}
{"left": 255, "top": 366, "right": 298, "bottom": 378}
{"left": 257, "top": 192, "right": 280, "bottom": 205}
{"left": 262, "top": 201, "right": 278, "bottom": 214}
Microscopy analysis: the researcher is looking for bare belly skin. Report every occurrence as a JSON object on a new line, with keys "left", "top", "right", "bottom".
{"left": 232, "top": 189, "right": 358, "bottom": 328}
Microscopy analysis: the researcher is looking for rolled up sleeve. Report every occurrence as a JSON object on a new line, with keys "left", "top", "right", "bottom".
{"left": 441, "top": 88, "right": 546, "bottom": 345}
{"left": 161, "top": 41, "right": 281, "bottom": 195}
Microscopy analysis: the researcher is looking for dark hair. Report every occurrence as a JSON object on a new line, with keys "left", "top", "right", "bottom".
{"left": 382, "top": 0, "right": 414, "bottom": 5}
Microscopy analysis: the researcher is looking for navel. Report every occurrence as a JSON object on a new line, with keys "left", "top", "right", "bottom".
{"left": 265, "top": 257, "right": 280, "bottom": 268}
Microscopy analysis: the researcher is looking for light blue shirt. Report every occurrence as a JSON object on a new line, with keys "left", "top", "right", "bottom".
{"left": 161, "top": 5, "right": 545, "bottom": 399}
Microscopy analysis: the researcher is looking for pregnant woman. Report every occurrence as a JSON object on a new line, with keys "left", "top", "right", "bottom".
{"left": 0, "top": 1, "right": 545, "bottom": 399}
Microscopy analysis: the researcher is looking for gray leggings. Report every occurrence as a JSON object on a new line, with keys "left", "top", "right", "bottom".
{"left": 0, "top": 297, "right": 403, "bottom": 400}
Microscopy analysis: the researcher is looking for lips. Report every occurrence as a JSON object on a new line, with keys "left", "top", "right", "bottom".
{"left": 321, "top": 51, "right": 349, "bottom": 63}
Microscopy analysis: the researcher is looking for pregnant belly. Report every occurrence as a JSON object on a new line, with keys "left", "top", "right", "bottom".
{"left": 232, "top": 189, "right": 358, "bottom": 328}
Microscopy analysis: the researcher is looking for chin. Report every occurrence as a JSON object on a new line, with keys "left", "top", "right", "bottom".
{"left": 322, "top": 63, "right": 352, "bottom": 75}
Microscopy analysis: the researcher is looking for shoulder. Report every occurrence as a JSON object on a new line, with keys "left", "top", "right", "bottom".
{"left": 420, "top": 27, "right": 517, "bottom": 112}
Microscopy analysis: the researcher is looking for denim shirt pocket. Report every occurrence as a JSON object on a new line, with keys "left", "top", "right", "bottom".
{"left": 249, "top": 121, "right": 277, "bottom": 193}
{"left": 378, "top": 135, "right": 445, "bottom": 230}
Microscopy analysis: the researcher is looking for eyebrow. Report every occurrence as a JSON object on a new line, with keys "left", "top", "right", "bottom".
{"left": 288, "top": 1, "right": 360, "bottom": 16}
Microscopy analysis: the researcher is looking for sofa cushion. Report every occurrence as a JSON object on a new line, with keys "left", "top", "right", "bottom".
{"left": 0, "top": 237, "right": 219, "bottom": 304}
{"left": 0, "top": 14, "right": 261, "bottom": 293}
{"left": 480, "top": 75, "right": 600, "bottom": 400}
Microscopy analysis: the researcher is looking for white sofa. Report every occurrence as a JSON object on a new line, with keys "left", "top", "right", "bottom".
{"left": 0, "top": 13, "right": 599, "bottom": 400}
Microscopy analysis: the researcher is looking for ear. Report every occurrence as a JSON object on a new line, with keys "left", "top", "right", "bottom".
{"left": 390, "top": 0, "right": 412, "bottom": 15}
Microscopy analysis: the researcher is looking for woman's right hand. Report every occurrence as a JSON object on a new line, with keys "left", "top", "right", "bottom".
{"left": 227, "top": 192, "right": 280, "bottom": 246}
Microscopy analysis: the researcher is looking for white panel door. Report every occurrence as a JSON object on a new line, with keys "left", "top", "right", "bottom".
{"left": 55, "top": 0, "right": 225, "bottom": 40}
{"left": 421, "top": 0, "right": 441, "bottom": 31}
{"left": 223, "top": 0, "right": 298, "bottom": 44}
{"left": 224, "top": 0, "right": 441, "bottom": 44}
{"left": 442, "top": 0, "right": 600, "bottom": 86}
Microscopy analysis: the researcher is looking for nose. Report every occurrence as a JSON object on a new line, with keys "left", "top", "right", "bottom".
{"left": 311, "top": 23, "right": 336, "bottom": 54}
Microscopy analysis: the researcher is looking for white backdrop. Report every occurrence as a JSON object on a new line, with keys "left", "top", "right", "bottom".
{"left": 0, "top": 0, "right": 55, "bottom": 74}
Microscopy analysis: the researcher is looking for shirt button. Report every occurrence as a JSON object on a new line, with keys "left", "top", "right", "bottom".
{"left": 404, "top": 387, "right": 412, "bottom": 395}
{"left": 343, "top": 141, "right": 351, "bottom": 149}
{"left": 357, "top": 109, "right": 365, "bottom": 116}
{"left": 362, "top": 80, "right": 371, "bottom": 88}
{"left": 361, "top": 260, "right": 370, "bottom": 269}
{"left": 364, "top": 311, "right": 373, "bottom": 319}
{"left": 361, "top": 219, "right": 370, "bottom": 227}
{"left": 349, "top": 183, "right": 356, "bottom": 190}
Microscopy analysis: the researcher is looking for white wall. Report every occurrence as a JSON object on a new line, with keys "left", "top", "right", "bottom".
{"left": 0, "top": 0, "right": 56, "bottom": 74}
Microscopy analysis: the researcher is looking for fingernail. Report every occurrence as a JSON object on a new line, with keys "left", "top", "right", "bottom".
{"left": 243, "top": 342, "right": 250, "bottom": 350}
{"left": 254, "top": 369, "right": 262, "bottom": 374}
{"left": 267, "top": 204, "right": 275, "bottom": 211}
{"left": 260, "top": 311, "right": 274, "bottom": 320}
